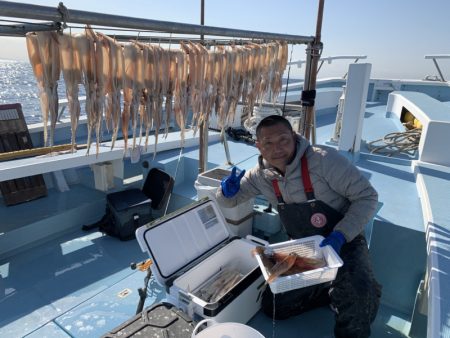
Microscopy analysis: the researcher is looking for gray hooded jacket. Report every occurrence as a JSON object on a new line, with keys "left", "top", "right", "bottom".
{"left": 216, "top": 135, "right": 378, "bottom": 242}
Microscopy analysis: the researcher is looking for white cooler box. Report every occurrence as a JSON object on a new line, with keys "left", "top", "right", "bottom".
{"left": 195, "top": 168, "right": 254, "bottom": 238}
{"left": 135, "top": 199, "right": 266, "bottom": 324}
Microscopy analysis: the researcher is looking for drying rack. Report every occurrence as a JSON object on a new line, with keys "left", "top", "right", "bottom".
{"left": 0, "top": 0, "right": 325, "bottom": 171}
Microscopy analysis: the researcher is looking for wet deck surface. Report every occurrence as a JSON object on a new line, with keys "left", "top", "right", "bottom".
{"left": 0, "top": 102, "right": 426, "bottom": 337}
{"left": 0, "top": 226, "right": 409, "bottom": 337}
{"left": 0, "top": 228, "right": 413, "bottom": 338}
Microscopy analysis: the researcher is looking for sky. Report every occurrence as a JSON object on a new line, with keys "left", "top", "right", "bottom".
{"left": 1, "top": 0, "right": 450, "bottom": 80}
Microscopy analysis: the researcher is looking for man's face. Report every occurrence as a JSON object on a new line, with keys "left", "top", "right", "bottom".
{"left": 256, "top": 123, "right": 296, "bottom": 172}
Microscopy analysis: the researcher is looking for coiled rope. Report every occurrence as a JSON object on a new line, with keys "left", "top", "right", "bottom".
{"left": 243, "top": 106, "right": 282, "bottom": 136}
{"left": 367, "top": 128, "right": 421, "bottom": 157}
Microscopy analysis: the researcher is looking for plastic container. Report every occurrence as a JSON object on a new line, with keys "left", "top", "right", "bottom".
{"left": 92, "top": 161, "right": 114, "bottom": 191}
{"left": 255, "top": 235, "right": 343, "bottom": 294}
{"left": 192, "top": 319, "right": 264, "bottom": 338}
{"left": 0, "top": 103, "right": 47, "bottom": 205}
{"left": 195, "top": 168, "right": 254, "bottom": 238}
{"left": 135, "top": 199, "right": 265, "bottom": 325}
{"left": 252, "top": 204, "right": 281, "bottom": 237}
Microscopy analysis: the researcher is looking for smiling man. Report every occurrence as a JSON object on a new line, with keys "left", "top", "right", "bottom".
{"left": 215, "top": 115, "right": 382, "bottom": 338}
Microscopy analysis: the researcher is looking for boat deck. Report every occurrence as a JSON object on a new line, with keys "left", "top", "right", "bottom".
{"left": 0, "top": 102, "right": 429, "bottom": 337}
{"left": 0, "top": 228, "right": 414, "bottom": 338}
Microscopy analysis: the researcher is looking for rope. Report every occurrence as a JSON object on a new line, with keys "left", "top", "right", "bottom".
{"left": 367, "top": 128, "right": 421, "bottom": 157}
{"left": 282, "top": 45, "right": 294, "bottom": 114}
{"left": 243, "top": 106, "right": 282, "bottom": 136}
{"left": 163, "top": 145, "right": 183, "bottom": 216}
{"left": 57, "top": 2, "right": 69, "bottom": 30}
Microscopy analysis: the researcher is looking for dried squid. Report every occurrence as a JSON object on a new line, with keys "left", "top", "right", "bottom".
{"left": 58, "top": 33, "right": 82, "bottom": 152}
{"left": 26, "top": 31, "right": 60, "bottom": 147}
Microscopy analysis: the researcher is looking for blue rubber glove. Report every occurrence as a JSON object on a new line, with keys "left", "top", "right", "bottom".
{"left": 320, "top": 231, "right": 346, "bottom": 254}
{"left": 221, "top": 167, "right": 246, "bottom": 198}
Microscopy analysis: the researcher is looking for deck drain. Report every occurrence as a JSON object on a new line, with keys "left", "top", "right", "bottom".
{"left": 117, "top": 288, "right": 132, "bottom": 298}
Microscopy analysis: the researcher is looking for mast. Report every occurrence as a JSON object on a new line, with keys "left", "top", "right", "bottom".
{"left": 299, "top": 0, "right": 324, "bottom": 144}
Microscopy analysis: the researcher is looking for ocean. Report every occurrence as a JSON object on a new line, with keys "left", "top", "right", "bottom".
{"left": 0, "top": 59, "right": 78, "bottom": 124}
{"left": 1, "top": 59, "right": 299, "bottom": 126}
{"left": 0, "top": 60, "right": 43, "bottom": 123}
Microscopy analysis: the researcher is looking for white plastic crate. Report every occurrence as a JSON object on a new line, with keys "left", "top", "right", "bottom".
{"left": 254, "top": 235, "right": 343, "bottom": 294}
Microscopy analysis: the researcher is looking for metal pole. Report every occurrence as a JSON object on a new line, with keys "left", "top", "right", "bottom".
{"left": 198, "top": 0, "right": 208, "bottom": 173}
{"left": 298, "top": 44, "right": 312, "bottom": 135}
{"left": 432, "top": 58, "right": 446, "bottom": 82}
{"left": 222, "top": 131, "right": 232, "bottom": 165}
{"left": 300, "top": 0, "right": 324, "bottom": 144}
{"left": 0, "top": 22, "right": 60, "bottom": 35}
{"left": 200, "top": 0, "right": 205, "bottom": 40}
{"left": 0, "top": 1, "right": 314, "bottom": 43}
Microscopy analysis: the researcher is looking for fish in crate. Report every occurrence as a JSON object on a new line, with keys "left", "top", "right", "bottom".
{"left": 251, "top": 246, "right": 327, "bottom": 283}
{"left": 251, "top": 235, "right": 343, "bottom": 293}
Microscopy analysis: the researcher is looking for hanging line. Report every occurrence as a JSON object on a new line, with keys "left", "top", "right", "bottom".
{"left": 163, "top": 145, "right": 183, "bottom": 216}
{"left": 282, "top": 44, "right": 294, "bottom": 115}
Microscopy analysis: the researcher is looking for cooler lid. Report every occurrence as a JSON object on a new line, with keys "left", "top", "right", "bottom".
{"left": 135, "top": 199, "right": 230, "bottom": 285}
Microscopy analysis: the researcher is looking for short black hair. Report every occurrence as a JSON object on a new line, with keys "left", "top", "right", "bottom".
{"left": 256, "top": 115, "right": 293, "bottom": 139}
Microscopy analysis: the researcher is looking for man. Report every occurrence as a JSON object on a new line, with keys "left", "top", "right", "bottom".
{"left": 215, "top": 115, "right": 381, "bottom": 338}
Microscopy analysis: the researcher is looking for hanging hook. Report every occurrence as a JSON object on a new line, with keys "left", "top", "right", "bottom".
{"left": 57, "top": 2, "right": 69, "bottom": 32}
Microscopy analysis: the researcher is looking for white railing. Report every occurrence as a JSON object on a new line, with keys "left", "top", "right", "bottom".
{"left": 288, "top": 55, "right": 367, "bottom": 78}
{"left": 424, "top": 54, "right": 450, "bottom": 82}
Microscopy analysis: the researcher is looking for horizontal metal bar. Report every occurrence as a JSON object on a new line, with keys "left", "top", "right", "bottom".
{"left": 0, "top": 22, "right": 59, "bottom": 35}
{"left": 0, "top": 1, "right": 314, "bottom": 43}
{"left": 263, "top": 101, "right": 303, "bottom": 111}
{"left": 288, "top": 55, "right": 367, "bottom": 67}
{"left": 238, "top": 101, "right": 303, "bottom": 111}
{"left": 424, "top": 54, "right": 450, "bottom": 59}
{"left": 108, "top": 34, "right": 266, "bottom": 45}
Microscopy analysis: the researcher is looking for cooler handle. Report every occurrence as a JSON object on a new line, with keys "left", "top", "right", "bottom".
{"left": 245, "top": 234, "right": 269, "bottom": 246}
{"left": 191, "top": 318, "right": 217, "bottom": 337}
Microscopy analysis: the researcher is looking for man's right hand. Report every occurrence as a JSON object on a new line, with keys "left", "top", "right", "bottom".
{"left": 221, "top": 167, "right": 246, "bottom": 198}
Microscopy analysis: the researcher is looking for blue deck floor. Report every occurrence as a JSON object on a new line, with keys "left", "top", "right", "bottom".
{"left": 0, "top": 102, "right": 427, "bottom": 337}
{"left": 0, "top": 226, "right": 415, "bottom": 337}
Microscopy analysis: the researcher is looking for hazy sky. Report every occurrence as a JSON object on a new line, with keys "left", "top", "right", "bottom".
{"left": 1, "top": 0, "right": 450, "bottom": 79}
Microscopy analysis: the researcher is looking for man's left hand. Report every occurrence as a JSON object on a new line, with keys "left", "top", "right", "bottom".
{"left": 320, "top": 231, "right": 346, "bottom": 254}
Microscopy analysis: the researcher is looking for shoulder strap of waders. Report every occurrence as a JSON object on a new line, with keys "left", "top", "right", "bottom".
{"left": 301, "top": 155, "right": 315, "bottom": 201}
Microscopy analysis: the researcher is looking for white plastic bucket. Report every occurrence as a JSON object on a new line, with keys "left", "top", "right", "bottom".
{"left": 192, "top": 319, "right": 265, "bottom": 338}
